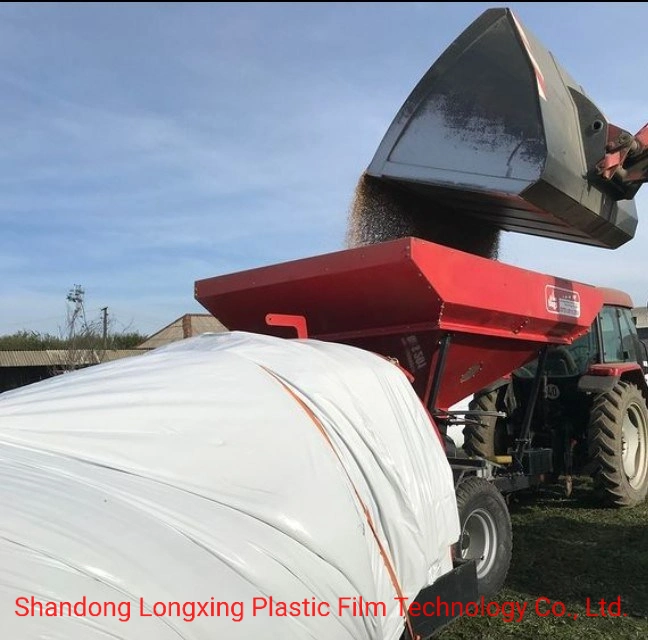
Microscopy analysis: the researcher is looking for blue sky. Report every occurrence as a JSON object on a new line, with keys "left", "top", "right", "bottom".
{"left": 1, "top": 2, "right": 647, "bottom": 336}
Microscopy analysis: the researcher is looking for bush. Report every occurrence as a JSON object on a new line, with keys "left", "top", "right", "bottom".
{"left": 0, "top": 330, "right": 148, "bottom": 351}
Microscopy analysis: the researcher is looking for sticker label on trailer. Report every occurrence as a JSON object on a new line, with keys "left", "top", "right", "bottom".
{"left": 545, "top": 285, "right": 581, "bottom": 318}
{"left": 401, "top": 334, "right": 427, "bottom": 371}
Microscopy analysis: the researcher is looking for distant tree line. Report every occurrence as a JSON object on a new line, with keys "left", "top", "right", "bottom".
{"left": 0, "top": 330, "right": 148, "bottom": 351}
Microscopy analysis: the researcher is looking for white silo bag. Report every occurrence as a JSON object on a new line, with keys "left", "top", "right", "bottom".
{"left": 0, "top": 332, "right": 460, "bottom": 639}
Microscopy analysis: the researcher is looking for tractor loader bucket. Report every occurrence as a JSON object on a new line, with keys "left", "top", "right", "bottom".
{"left": 367, "top": 8, "right": 638, "bottom": 249}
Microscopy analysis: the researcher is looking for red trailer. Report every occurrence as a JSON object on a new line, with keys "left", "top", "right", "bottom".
{"left": 196, "top": 237, "right": 601, "bottom": 412}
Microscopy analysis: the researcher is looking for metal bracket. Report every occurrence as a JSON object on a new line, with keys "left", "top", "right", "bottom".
{"left": 265, "top": 314, "right": 308, "bottom": 338}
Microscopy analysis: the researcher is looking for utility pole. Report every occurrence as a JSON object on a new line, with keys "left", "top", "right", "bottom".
{"left": 101, "top": 307, "right": 108, "bottom": 350}
{"left": 64, "top": 285, "right": 86, "bottom": 371}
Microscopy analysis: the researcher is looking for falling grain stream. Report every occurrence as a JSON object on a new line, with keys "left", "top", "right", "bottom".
{"left": 346, "top": 174, "right": 500, "bottom": 260}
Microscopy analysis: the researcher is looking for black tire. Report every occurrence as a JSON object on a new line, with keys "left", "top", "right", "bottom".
{"left": 463, "top": 388, "right": 508, "bottom": 459}
{"left": 588, "top": 381, "right": 648, "bottom": 507}
{"left": 455, "top": 477, "right": 512, "bottom": 597}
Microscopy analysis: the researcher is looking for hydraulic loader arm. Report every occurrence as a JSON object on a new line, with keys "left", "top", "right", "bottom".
{"left": 597, "top": 122, "right": 648, "bottom": 199}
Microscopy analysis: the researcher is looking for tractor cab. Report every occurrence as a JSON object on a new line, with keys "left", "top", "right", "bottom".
{"left": 513, "top": 290, "right": 648, "bottom": 389}
{"left": 465, "top": 289, "right": 648, "bottom": 505}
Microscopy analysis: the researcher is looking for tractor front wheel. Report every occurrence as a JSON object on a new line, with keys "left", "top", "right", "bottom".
{"left": 588, "top": 381, "right": 648, "bottom": 507}
{"left": 463, "top": 388, "right": 509, "bottom": 459}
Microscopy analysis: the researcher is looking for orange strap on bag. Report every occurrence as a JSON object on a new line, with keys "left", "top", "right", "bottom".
{"left": 261, "top": 366, "right": 420, "bottom": 640}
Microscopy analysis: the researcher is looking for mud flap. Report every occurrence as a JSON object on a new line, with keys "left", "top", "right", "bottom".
{"left": 399, "top": 559, "right": 478, "bottom": 639}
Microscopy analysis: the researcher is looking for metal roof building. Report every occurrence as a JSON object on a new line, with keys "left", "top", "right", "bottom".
{"left": 0, "top": 313, "right": 228, "bottom": 393}
{"left": 632, "top": 306, "right": 648, "bottom": 329}
{"left": 137, "top": 314, "right": 227, "bottom": 350}
{"left": 0, "top": 349, "right": 145, "bottom": 393}
{"left": 0, "top": 349, "right": 143, "bottom": 368}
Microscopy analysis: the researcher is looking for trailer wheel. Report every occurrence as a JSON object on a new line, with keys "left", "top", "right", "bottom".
{"left": 455, "top": 477, "right": 512, "bottom": 597}
{"left": 588, "top": 381, "right": 648, "bottom": 507}
{"left": 463, "top": 388, "right": 508, "bottom": 458}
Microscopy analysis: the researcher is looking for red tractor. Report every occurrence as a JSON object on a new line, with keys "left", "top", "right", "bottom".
{"left": 465, "top": 291, "right": 648, "bottom": 506}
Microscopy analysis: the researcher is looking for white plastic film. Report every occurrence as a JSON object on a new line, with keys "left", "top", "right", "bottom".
{"left": 0, "top": 332, "right": 460, "bottom": 639}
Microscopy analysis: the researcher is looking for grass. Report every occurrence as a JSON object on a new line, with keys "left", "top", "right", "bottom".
{"left": 438, "top": 479, "right": 648, "bottom": 639}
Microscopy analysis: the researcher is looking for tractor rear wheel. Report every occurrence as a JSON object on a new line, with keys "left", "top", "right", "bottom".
{"left": 455, "top": 477, "right": 512, "bottom": 597}
{"left": 588, "top": 381, "right": 648, "bottom": 507}
{"left": 463, "top": 388, "right": 509, "bottom": 459}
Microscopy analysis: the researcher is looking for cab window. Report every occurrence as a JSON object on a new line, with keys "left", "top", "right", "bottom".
{"left": 599, "top": 306, "right": 623, "bottom": 363}
{"left": 619, "top": 308, "right": 638, "bottom": 362}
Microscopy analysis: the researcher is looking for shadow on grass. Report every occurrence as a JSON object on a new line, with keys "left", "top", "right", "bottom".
{"left": 505, "top": 486, "right": 648, "bottom": 618}
{"left": 508, "top": 479, "right": 621, "bottom": 511}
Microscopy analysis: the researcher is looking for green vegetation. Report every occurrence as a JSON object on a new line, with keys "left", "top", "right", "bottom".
{"left": 439, "top": 479, "right": 648, "bottom": 639}
{"left": 0, "top": 330, "right": 147, "bottom": 351}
